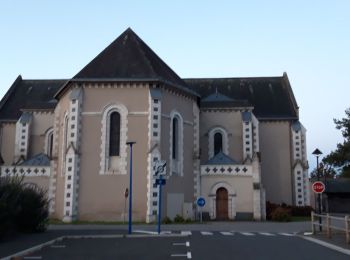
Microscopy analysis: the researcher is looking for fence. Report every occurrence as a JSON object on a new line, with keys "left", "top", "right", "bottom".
{"left": 311, "top": 211, "right": 350, "bottom": 244}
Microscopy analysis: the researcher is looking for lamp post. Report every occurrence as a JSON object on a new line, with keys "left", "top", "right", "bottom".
{"left": 312, "top": 148, "right": 323, "bottom": 231}
{"left": 126, "top": 141, "right": 136, "bottom": 235}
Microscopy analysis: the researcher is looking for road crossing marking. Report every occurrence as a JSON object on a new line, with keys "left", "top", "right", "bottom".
{"left": 171, "top": 252, "right": 192, "bottom": 259}
{"left": 50, "top": 245, "right": 66, "bottom": 248}
{"left": 173, "top": 241, "right": 190, "bottom": 247}
{"left": 200, "top": 231, "right": 213, "bottom": 235}
{"left": 259, "top": 232, "right": 275, "bottom": 236}
{"left": 220, "top": 232, "right": 234, "bottom": 236}
{"left": 279, "top": 233, "right": 295, "bottom": 236}
{"left": 240, "top": 232, "right": 255, "bottom": 236}
{"left": 181, "top": 231, "right": 192, "bottom": 235}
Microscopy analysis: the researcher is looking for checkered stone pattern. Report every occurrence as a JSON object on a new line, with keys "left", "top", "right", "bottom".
{"left": 193, "top": 103, "right": 200, "bottom": 198}
{"left": 0, "top": 166, "right": 50, "bottom": 177}
{"left": 242, "top": 120, "right": 253, "bottom": 160}
{"left": 14, "top": 114, "right": 32, "bottom": 161}
{"left": 201, "top": 165, "right": 252, "bottom": 176}
{"left": 63, "top": 88, "right": 83, "bottom": 222}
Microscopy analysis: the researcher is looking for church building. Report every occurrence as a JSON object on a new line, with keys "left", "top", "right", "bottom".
{"left": 0, "top": 28, "right": 309, "bottom": 222}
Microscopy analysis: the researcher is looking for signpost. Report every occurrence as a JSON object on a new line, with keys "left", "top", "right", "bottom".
{"left": 312, "top": 181, "right": 325, "bottom": 194}
{"left": 196, "top": 197, "right": 206, "bottom": 223}
{"left": 155, "top": 160, "right": 167, "bottom": 234}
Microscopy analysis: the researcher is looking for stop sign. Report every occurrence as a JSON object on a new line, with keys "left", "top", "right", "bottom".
{"left": 312, "top": 181, "right": 325, "bottom": 193}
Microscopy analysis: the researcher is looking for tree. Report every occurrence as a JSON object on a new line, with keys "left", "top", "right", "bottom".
{"left": 322, "top": 108, "right": 350, "bottom": 178}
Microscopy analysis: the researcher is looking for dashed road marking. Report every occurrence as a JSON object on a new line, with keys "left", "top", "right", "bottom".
{"left": 200, "top": 231, "right": 213, "bottom": 235}
{"left": 220, "top": 232, "right": 234, "bottom": 236}
{"left": 181, "top": 231, "right": 192, "bottom": 236}
{"left": 173, "top": 241, "right": 190, "bottom": 247}
{"left": 50, "top": 245, "right": 66, "bottom": 248}
{"left": 171, "top": 252, "right": 192, "bottom": 259}
{"left": 259, "top": 232, "right": 275, "bottom": 236}
{"left": 279, "top": 233, "right": 295, "bottom": 237}
{"left": 240, "top": 232, "right": 255, "bottom": 236}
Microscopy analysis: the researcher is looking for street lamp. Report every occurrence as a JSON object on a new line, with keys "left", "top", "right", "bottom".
{"left": 312, "top": 148, "right": 323, "bottom": 231}
{"left": 126, "top": 141, "right": 136, "bottom": 235}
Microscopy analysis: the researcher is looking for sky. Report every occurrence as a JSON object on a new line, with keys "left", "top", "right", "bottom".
{"left": 0, "top": 0, "right": 349, "bottom": 169}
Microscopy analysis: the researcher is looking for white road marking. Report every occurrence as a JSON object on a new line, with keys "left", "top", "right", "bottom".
{"left": 50, "top": 245, "right": 66, "bottom": 248}
{"left": 302, "top": 236, "right": 350, "bottom": 256}
{"left": 220, "top": 232, "right": 234, "bottom": 236}
{"left": 23, "top": 257, "right": 42, "bottom": 259}
{"left": 259, "top": 232, "right": 275, "bottom": 236}
{"left": 171, "top": 252, "right": 192, "bottom": 259}
{"left": 181, "top": 231, "right": 192, "bottom": 235}
{"left": 279, "top": 232, "right": 295, "bottom": 237}
{"left": 200, "top": 231, "right": 213, "bottom": 235}
{"left": 240, "top": 232, "right": 255, "bottom": 236}
{"left": 173, "top": 241, "right": 190, "bottom": 247}
{"left": 133, "top": 230, "right": 157, "bottom": 235}
{"left": 303, "top": 232, "right": 313, "bottom": 236}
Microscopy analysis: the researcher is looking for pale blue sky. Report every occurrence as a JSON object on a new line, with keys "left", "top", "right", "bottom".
{"left": 1, "top": 0, "right": 349, "bottom": 169}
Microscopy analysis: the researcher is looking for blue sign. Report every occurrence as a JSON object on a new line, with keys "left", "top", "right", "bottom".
{"left": 196, "top": 197, "right": 205, "bottom": 207}
{"left": 156, "top": 178, "right": 166, "bottom": 186}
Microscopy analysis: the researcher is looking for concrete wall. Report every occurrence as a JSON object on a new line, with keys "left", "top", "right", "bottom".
{"left": 0, "top": 123, "right": 16, "bottom": 164}
{"left": 160, "top": 90, "right": 196, "bottom": 219}
{"left": 259, "top": 121, "right": 293, "bottom": 205}
{"left": 78, "top": 85, "right": 149, "bottom": 221}
{"left": 200, "top": 111, "right": 243, "bottom": 163}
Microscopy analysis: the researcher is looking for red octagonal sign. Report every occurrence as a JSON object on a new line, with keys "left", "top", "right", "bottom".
{"left": 312, "top": 181, "right": 325, "bottom": 193}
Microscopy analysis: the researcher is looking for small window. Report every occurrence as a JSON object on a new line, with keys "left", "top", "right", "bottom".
{"left": 109, "top": 111, "right": 121, "bottom": 156}
{"left": 172, "top": 117, "right": 178, "bottom": 159}
{"left": 214, "top": 132, "right": 223, "bottom": 155}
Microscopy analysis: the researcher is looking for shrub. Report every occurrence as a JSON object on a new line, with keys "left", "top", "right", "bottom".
{"left": 185, "top": 218, "right": 192, "bottom": 223}
{"left": 0, "top": 177, "right": 49, "bottom": 238}
{"left": 270, "top": 207, "right": 291, "bottom": 222}
{"left": 266, "top": 201, "right": 279, "bottom": 220}
{"left": 16, "top": 184, "right": 49, "bottom": 232}
{"left": 174, "top": 214, "right": 185, "bottom": 223}
{"left": 290, "top": 206, "right": 313, "bottom": 217}
{"left": 162, "top": 216, "right": 172, "bottom": 224}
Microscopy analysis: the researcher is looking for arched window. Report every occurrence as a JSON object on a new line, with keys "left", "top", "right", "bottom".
{"left": 172, "top": 117, "right": 178, "bottom": 159}
{"left": 44, "top": 128, "right": 54, "bottom": 158}
{"left": 109, "top": 111, "right": 121, "bottom": 156}
{"left": 214, "top": 132, "right": 223, "bottom": 155}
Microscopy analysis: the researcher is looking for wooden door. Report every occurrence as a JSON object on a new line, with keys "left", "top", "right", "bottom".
{"left": 216, "top": 187, "right": 228, "bottom": 220}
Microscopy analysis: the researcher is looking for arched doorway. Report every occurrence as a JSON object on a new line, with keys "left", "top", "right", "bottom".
{"left": 216, "top": 187, "right": 228, "bottom": 220}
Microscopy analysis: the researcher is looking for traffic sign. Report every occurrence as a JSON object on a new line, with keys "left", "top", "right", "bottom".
{"left": 155, "top": 178, "right": 166, "bottom": 186}
{"left": 154, "top": 160, "right": 167, "bottom": 175}
{"left": 196, "top": 197, "right": 206, "bottom": 207}
{"left": 312, "top": 181, "right": 325, "bottom": 193}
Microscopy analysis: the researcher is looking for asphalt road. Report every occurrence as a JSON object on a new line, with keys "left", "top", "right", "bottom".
{"left": 22, "top": 231, "right": 349, "bottom": 260}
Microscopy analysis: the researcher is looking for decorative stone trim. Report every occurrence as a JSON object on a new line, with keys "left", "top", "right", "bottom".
{"left": 293, "top": 164, "right": 306, "bottom": 206}
{"left": 201, "top": 164, "right": 252, "bottom": 176}
{"left": 1, "top": 166, "right": 50, "bottom": 177}
{"left": 14, "top": 113, "right": 32, "bottom": 162}
{"left": 252, "top": 114, "right": 260, "bottom": 153}
{"left": 99, "top": 103, "right": 128, "bottom": 175}
{"left": 63, "top": 88, "right": 83, "bottom": 222}
{"left": 44, "top": 127, "right": 54, "bottom": 157}
{"left": 193, "top": 103, "right": 200, "bottom": 198}
{"left": 169, "top": 110, "right": 184, "bottom": 176}
{"left": 208, "top": 182, "right": 236, "bottom": 220}
{"left": 208, "top": 127, "right": 229, "bottom": 159}
{"left": 48, "top": 104, "right": 61, "bottom": 214}
{"left": 242, "top": 121, "right": 253, "bottom": 160}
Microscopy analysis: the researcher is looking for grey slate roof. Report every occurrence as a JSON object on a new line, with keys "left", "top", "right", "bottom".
{"left": 206, "top": 152, "right": 238, "bottom": 165}
{"left": 19, "top": 153, "right": 50, "bottom": 166}
{"left": 70, "top": 28, "right": 196, "bottom": 97}
{"left": 184, "top": 74, "right": 299, "bottom": 119}
{"left": 201, "top": 91, "right": 251, "bottom": 109}
{"left": 0, "top": 76, "right": 66, "bottom": 121}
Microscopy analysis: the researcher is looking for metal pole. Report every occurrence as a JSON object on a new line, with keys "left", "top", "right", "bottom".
{"left": 317, "top": 155, "right": 322, "bottom": 232}
{"left": 157, "top": 175, "right": 162, "bottom": 234}
{"left": 127, "top": 142, "right": 136, "bottom": 235}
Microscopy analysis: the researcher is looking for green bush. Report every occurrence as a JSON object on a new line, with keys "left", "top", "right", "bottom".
{"left": 16, "top": 184, "right": 49, "bottom": 232}
{"left": 174, "top": 214, "right": 185, "bottom": 223}
{"left": 270, "top": 207, "right": 291, "bottom": 222}
{"left": 290, "top": 206, "right": 313, "bottom": 217}
{"left": 162, "top": 216, "right": 172, "bottom": 224}
{"left": 0, "top": 177, "right": 49, "bottom": 238}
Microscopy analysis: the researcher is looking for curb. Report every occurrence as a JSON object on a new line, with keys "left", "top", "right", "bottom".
{"left": 1, "top": 233, "right": 188, "bottom": 260}
{"left": 301, "top": 236, "right": 350, "bottom": 256}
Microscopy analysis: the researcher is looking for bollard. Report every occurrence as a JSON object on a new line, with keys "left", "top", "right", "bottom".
{"left": 326, "top": 214, "right": 331, "bottom": 238}
{"left": 346, "top": 215, "right": 349, "bottom": 244}
{"left": 311, "top": 211, "right": 315, "bottom": 234}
